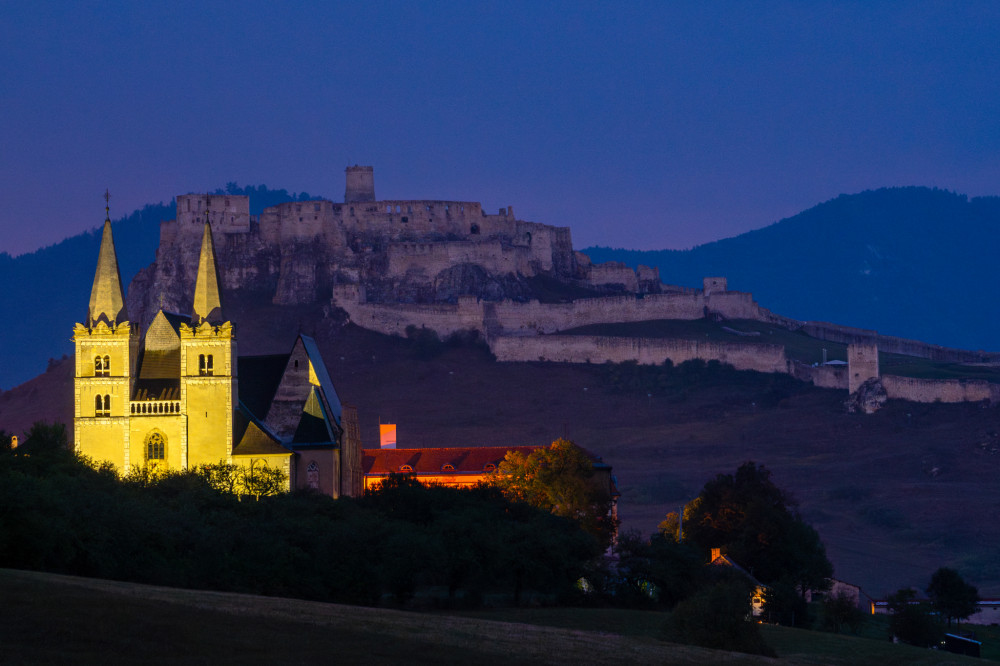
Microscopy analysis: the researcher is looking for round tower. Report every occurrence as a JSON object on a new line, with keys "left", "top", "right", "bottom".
{"left": 345, "top": 165, "right": 375, "bottom": 203}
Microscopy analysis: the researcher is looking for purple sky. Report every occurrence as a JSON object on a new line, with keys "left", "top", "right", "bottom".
{"left": 3, "top": 1, "right": 1000, "bottom": 257}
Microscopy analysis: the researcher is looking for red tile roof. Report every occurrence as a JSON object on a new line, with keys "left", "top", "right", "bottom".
{"left": 363, "top": 446, "right": 539, "bottom": 475}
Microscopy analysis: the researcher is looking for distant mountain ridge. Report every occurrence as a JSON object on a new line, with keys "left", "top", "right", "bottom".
{"left": 585, "top": 187, "right": 1000, "bottom": 354}
{"left": 0, "top": 185, "right": 314, "bottom": 390}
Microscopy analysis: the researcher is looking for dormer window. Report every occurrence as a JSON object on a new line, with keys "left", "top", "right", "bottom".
{"left": 483, "top": 463, "right": 496, "bottom": 472}
{"left": 399, "top": 464, "right": 413, "bottom": 473}
{"left": 442, "top": 464, "right": 455, "bottom": 472}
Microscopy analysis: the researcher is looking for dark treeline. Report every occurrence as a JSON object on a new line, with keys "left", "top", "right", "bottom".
{"left": 0, "top": 425, "right": 599, "bottom": 608}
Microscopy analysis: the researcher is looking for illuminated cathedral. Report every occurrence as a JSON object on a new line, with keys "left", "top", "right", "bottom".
{"left": 73, "top": 202, "right": 362, "bottom": 496}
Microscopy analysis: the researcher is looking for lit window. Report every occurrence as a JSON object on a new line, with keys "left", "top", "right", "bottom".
{"left": 399, "top": 465, "right": 413, "bottom": 473}
{"left": 146, "top": 432, "right": 165, "bottom": 462}
{"left": 483, "top": 463, "right": 496, "bottom": 472}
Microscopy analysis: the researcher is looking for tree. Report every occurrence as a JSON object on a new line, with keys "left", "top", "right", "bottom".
{"left": 821, "top": 590, "right": 866, "bottom": 634}
{"left": 667, "top": 576, "right": 776, "bottom": 656}
{"left": 680, "top": 461, "right": 832, "bottom": 593}
{"left": 488, "top": 439, "right": 617, "bottom": 548}
{"left": 886, "top": 588, "right": 942, "bottom": 647}
{"left": 927, "top": 567, "right": 980, "bottom": 627}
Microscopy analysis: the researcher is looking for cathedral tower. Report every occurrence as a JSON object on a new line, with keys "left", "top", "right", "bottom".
{"left": 73, "top": 197, "right": 140, "bottom": 465}
{"left": 179, "top": 220, "right": 237, "bottom": 466}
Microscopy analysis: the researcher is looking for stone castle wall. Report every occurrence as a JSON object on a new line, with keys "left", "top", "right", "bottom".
{"left": 882, "top": 375, "right": 1000, "bottom": 404}
{"left": 802, "top": 321, "right": 997, "bottom": 364}
{"left": 491, "top": 335, "right": 790, "bottom": 374}
{"left": 791, "top": 362, "right": 849, "bottom": 389}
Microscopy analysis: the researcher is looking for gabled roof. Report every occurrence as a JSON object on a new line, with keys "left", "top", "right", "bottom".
{"left": 232, "top": 403, "right": 292, "bottom": 457}
{"left": 300, "top": 335, "right": 342, "bottom": 427}
{"left": 292, "top": 386, "right": 335, "bottom": 444}
{"left": 88, "top": 219, "right": 128, "bottom": 326}
{"left": 237, "top": 354, "right": 290, "bottom": 419}
{"left": 363, "top": 446, "right": 539, "bottom": 475}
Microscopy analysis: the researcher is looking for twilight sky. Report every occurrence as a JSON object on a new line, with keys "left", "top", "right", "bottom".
{"left": 3, "top": 1, "right": 1000, "bottom": 257}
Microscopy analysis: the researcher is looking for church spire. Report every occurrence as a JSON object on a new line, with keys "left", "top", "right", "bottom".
{"left": 88, "top": 190, "right": 128, "bottom": 327}
{"left": 191, "top": 214, "right": 224, "bottom": 325}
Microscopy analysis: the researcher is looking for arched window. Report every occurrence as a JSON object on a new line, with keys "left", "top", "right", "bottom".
{"left": 94, "top": 356, "right": 103, "bottom": 375}
{"left": 103, "top": 355, "right": 110, "bottom": 375}
{"left": 146, "top": 432, "right": 165, "bottom": 462}
{"left": 103, "top": 395, "right": 111, "bottom": 415}
{"left": 399, "top": 464, "right": 413, "bottom": 473}
{"left": 483, "top": 463, "right": 496, "bottom": 472}
{"left": 306, "top": 461, "right": 320, "bottom": 489}
{"left": 442, "top": 464, "right": 455, "bottom": 472}
{"left": 205, "top": 355, "right": 214, "bottom": 376}
{"left": 96, "top": 394, "right": 110, "bottom": 416}
{"left": 470, "top": 223, "right": 480, "bottom": 235}
{"left": 199, "top": 354, "right": 205, "bottom": 375}
{"left": 199, "top": 354, "right": 214, "bottom": 376}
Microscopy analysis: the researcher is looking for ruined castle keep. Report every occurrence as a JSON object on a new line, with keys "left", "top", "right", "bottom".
{"left": 128, "top": 166, "right": 644, "bottom": 329}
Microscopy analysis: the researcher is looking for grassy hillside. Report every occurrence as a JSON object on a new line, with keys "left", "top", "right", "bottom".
{"left": 0, "top": 569, "right": 988, "bottom": 665}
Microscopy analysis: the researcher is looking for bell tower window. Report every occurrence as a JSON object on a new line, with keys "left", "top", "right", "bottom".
{"left": 95, "top": 394, "right": 110, "bottom": 417}
{"left": 95, "top": 356, "right": 110, "bottom": 377}
{"left": 199, "top": 354, "right": 214, "bottom": 376}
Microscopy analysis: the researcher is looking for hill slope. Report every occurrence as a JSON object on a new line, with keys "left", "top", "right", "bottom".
{"left": 4, "top": 303, "right": 1000, "bottom": 599}
{"left": 585, "top": 187, "right": 1000, "bottom": 352}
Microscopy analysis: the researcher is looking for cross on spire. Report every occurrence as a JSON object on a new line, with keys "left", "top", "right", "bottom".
{"left": 104, "top": 189, "right": 111, "bottom": 221}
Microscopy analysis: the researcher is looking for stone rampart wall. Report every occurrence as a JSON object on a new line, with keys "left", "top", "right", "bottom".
{"left": 802, "top": 321, "right": 999, "bottom": 363}
{"left": 791, "top": 362, "right": 849, "bottom": 389}
{"left": 387, "top": 239, "right": 538, "bottom": 278}
{"left": 882, "top": 375, "right": 1000, "bottom": 404}
{"left": 491, "top": 335, "right": 790, "bottom": 374}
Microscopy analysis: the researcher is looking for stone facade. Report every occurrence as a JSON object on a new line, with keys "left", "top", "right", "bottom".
{"left": 847, "top": 343, "right": 880, "bottom": 394}
{"left": 76, "top": 214, "right": 362, "bottom": 497}
{"left": 128, "top": 168, "right": 649, "bottom": 331}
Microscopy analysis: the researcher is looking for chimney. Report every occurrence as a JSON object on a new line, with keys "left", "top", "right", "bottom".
{"left": 710, "top": 548, "right": 721, "bottom": 562}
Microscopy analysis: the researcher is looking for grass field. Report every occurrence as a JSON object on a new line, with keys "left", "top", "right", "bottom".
{"left": 1, "top": 569, "right": 992, "bottom": 665}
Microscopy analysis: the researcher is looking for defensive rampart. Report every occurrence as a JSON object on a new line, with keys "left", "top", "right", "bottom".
{"left": 881, "top": 375, "right": 1000, "bottom": 404}
{"left": 491, "top": 335, "right": 790, "bottom": 374}
{"left": 802, "top": 322, "right": 998, "bottom": 363}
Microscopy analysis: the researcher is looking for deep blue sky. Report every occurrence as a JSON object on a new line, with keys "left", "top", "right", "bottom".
{"left": 3, "top": 1, "right": 1000, "bottom": 256}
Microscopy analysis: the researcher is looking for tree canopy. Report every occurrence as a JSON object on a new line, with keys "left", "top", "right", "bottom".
{"left": 488, "top": 438, "right": 617, "bottom": 548}
{"left": 669, "top": 461, "right": 832, "bottom": 593}
{"left": 927, "top": 567, "right": 980, "bottom": 627}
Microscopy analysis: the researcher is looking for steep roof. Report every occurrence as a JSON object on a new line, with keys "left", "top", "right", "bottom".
{"left": 237, "top": 354, "right": 289, "bottom": 418}
{"left": 291, "top": 386, "right": 335, "bottom": 444}
{"left": 300, "top": 335, "right": 342, "bottom": 427}
{"left": 232, "top": 404, "right": 292, "bottom": 456}
{"left": 191, "top": 221, "right": 224, "bottom": 325}
{"left": 88, "top": 218, "right": 128, "bottom": 326}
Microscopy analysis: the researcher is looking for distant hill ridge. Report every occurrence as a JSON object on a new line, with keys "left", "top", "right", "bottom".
{"left": 585, "top": 187, "right": 1000, "bottom": 354}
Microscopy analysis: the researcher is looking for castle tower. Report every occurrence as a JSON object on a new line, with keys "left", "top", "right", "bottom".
{"left": 848, "top": 342, "right": 880, "bottom": 394}
{"left": 344, "top": 165, "right": 375, "bottom": 203}
{"left": 179, "top": 218, "right": 237, "bottom": 467}
{"left": 73, "top": 197, "right": 140, "bottom": 465}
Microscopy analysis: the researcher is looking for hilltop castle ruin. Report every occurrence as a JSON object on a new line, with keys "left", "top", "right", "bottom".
{"left": 125, "top": 167, "right": 1000, "bottom": 410}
